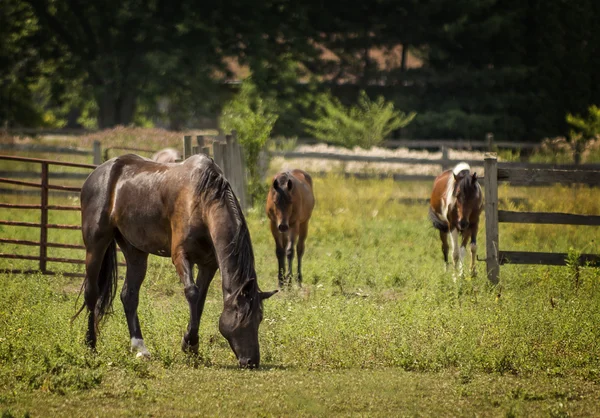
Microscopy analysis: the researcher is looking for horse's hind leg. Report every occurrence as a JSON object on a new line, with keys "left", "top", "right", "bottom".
{"left": 117, "top": 239, "right": 150, "bottom": 358}
{"left": 182, "top": 262, "right": 217, "bottom": 353}
{"left": 439, "top": 230, "right": 450, "bottom": 271}
{"left": 296, "top": 221, "right": 309, "bottom": 286}
{"left": 82, "top": 234, "right": 115, "bottom": 350}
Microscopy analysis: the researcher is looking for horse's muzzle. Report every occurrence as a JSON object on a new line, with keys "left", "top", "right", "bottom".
{"left": 239, "top": 357, "right": 259, "bottom": 369}
{"left": 278, "top": 223, "right": 289, "bottom": 232}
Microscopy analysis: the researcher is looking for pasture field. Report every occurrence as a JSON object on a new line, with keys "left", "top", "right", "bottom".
{"left": 1, "top": 167, "right": 600, "bottom": 416}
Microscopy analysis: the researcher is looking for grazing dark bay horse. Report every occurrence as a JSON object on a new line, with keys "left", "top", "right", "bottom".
{"left": 75, "top": 153, "right": 277, "bottom": 368}
{"left": 429, "top": 162, "right": 483, "bottom": 277}
{"left": 151, "top": 147, "right": 181, "bottom": 163}
{"left": 266, "top": 169, "right": 315, "bottom": 288}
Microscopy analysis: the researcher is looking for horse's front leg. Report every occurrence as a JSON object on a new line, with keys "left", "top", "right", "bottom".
{"left": 450, "top": 228, "right": 463, "bottom": 279}
{"left": 182, "top": 262, "right": 217, "bottom": 354}
{"left": 296, "top": 221, "right": 309, "bottom": 286}
{"left": 118, "top": 243, "right": 150, "bottom": 358}
{"left": 286, "top": 225, "right": 298, "bottom": 285}
{"left": 468, "top": 223, "right": 479, "bottom": 277}
{"left": 270, "top": 221, "right": 287, "bottom": 288}
{"left": 172, "top": 246, "right": 199, "bottom": 351}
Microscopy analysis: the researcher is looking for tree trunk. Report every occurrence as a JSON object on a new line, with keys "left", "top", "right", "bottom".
{"left": 401, "top": 44, "right": 409, "bottom": 72}
{"left": 95, "top": 85, "right": 137, "bottom": 129}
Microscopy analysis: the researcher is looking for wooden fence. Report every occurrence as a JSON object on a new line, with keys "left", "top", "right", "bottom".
{"left": 483, "top": 154, "right": 600, "bottom": 284}
{"left": 271, "top": 148, "right": 600, "bottom": 183}
{"left": 0, "top": 141, "right": 103, "bottom": 165}
{"left": 183, "top": 131, "right": 248, "bottom": 210}
{"left": 0, "top": 155, "right": 105, "bottom": 278}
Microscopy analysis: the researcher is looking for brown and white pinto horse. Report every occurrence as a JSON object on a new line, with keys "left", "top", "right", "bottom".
{"left": 266, "top": 169, "right": 315, "bottom": 288}
{"left": 429, "top": 162, "right": 483, "bottom": 277}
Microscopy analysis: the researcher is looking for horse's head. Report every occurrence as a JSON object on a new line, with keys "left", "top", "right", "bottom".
{"left": 269, "top": 173, "right": 294, "bottom": 232}
{"left": 453, "top": 171, "right": 480, "bottom": 231}
{"left": 219, "top": 278, "right": 277, "bottom": 368}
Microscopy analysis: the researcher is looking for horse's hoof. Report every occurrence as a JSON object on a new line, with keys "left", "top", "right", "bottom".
{"left": 181, "top": 337, "right": 199, "bottom": 354}
{"left": 135, "top": 350, "right": 151, "bottom": 359}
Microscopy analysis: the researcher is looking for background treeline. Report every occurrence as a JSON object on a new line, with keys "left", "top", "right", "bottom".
{"left": 2, "top": 0, "right": 599, "bottom": 141}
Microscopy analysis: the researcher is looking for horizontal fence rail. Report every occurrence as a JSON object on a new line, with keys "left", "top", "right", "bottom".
{"left": 0, "top": 141, "right": 102, "bottom": 165}
{"left": 499, "top": 251, "right": 600, "bottom": 266}
{"left": 0, "top": 154, "right": 98, "bottom": 277}
{"left": 484, "top": 153, "right": 600, "bottom": 284}
{"left": 283, "top": 136, "right": 540, "bottom": 150}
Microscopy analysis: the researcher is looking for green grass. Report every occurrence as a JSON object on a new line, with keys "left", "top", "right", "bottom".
{"left": 1, "top": 163, "right": 599, "bottom": 415}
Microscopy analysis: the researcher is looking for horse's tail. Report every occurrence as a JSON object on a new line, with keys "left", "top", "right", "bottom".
{"left": 72, "top": 240, "right": 119, "bottom": 327}
{"left": 429, "top": 206, "right": 449, "bottom": 233}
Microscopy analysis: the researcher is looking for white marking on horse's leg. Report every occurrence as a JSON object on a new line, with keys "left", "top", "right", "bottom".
{"left": 470, "top": 242, "right": 477, "bottom": 276}
{"left": 450, "top": 229, "right": 460, "bottom": 282}
{"left": 131, "top": 337, "right": 151, "bottom": 358}
{"left": 450, "top": 229, "right": 459, "bottom": 268}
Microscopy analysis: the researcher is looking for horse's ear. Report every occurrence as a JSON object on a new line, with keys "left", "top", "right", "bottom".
{"left": 259, "top": 289, "right": 278, "bottom": 301}
{"left": 472, "top": 172, "right": 478, "bottom": 183}
{"left": 287, "top": 179, "right": 293, "bottom": 190}
{"left": 453, "top": 172, "right": 458, "bottom": 181}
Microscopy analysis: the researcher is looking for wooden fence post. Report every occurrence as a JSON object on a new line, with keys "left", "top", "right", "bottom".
{"left": 441, "top": 146, "right": 449, "bottom": 170}
{"left": 39, "top": 162, "right": 49, "bottom": 274}
{"left": 229, "top": 130, "right": 247, "bottom": 210}
{"left": 484, "top": 153, "right": 499, "bottom": 284}
{"left": 197, "top": 135, "right": 210, "bottom": 156}
{"left": 93, "top": 140, "right": 102, "bottom": 165}
{"left": 486, "top": 133, "right": 494, "bottom": 152}
{"left": 183, "top": 135, "right": 192, "bottom": 160}
{"left": 213, "top": 136, "right": 225, "bottom": 170}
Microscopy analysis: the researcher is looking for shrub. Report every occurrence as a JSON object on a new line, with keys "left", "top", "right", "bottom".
{"left": 566, "top": 105, "right": 600, "bottom": 163}
{"left": 302, "top": 90, "right": 416, "bottom": 149}
{"left": 219, "top": 79, "right": 279, "bottom": 206}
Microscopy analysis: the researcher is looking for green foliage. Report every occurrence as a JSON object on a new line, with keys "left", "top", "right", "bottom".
{"left": 219, "top": 79, "right": 278, "bottom": 206}
{"left": 566, "top": 105, "right": 600, "bottom": 143}
{"left": 303, "top": 90, "right": 416, "bottom": 149}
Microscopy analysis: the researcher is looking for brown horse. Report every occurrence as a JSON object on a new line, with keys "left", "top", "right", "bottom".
{"left": 266, "top": 169, "right": 315, "bottom": 288}
{"left": 429, "top": 162, "right": 483, "bottom": 277}
{"left": 76, "top": 153, "right": 277, "bottom": 368}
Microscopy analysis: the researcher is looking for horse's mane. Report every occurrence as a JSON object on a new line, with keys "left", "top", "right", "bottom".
{"left": 273, "top": 173, "right": 292, "bottom": 205}
{"left": 195, "top": 162, "right": 262, "bottom": 319}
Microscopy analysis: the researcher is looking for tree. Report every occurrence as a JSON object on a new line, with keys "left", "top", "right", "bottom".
{"left": 17, "top": 0, "right": 324, "bottom": 129}
{"left": 0, "top": 1, "right": 47, "bottom": 127}
{"left": 303, "top": 90, "right": 416, "bottom": 148}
